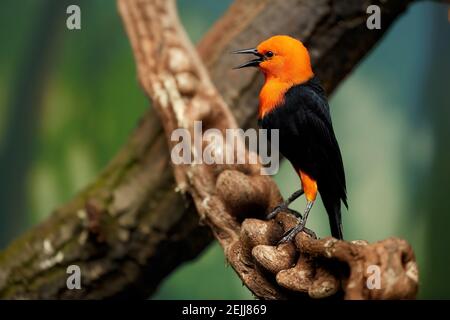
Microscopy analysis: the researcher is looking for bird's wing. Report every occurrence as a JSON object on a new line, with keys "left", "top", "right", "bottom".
{"left": 277, "top": 83, "right": 347, "bottom": 205}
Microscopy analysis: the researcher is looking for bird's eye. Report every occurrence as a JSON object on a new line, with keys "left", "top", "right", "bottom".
{"left": 266, "top": 51, "right": 274, "bottom": 58}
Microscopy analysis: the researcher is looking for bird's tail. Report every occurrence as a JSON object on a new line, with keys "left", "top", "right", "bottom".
{"left": 322, "top": 193, "right": 344, "bottom": 240}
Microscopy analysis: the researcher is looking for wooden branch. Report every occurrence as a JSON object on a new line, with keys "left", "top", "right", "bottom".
{"left": 117, "top": 0, "right": 418, "bottom": 299}
{"left": 0, "top": 110, "right": 211, "bottom": 299}
{"left": 0, "top": 0, "right": 417, "bottom": 299}
{"left": 247, "top": 214, "right": 418, "bottom": 299}
{"left": 118, "top": 0, "right": 286, "bottom": 299}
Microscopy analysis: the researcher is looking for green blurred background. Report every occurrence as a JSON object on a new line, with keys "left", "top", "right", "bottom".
{"left": 0, "top": 0, "right": 449, "bottom": 299}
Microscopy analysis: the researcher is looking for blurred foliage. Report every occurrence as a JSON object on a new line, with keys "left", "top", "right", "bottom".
{"left": 0, "top": 0, "right": 449, "bottom": 299}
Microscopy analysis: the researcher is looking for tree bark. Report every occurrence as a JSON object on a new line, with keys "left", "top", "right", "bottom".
{"left": 0, "top": 0, "right": 416, "bottom": 299}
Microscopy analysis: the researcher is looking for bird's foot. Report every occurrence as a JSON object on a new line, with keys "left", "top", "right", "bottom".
{"left": 266, "top": 203, "right": 287, "bottom": 220}
{"left": 266, "top": 189, "right": 305, "bottom": 220}
{"left": 278, "top": 223, "right": 317, "bottom": 244}
{"left": 286, "top": 208, "right": 303, "bottom": 220}
{"left": 266, "top": 204, "right": 303, "bottom": 220}
{"left": 302, "top": 227, "right": 317, "bottom": 239}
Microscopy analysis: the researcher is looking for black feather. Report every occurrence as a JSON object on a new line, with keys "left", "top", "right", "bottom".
{"left": 258, "top": 76, "right": 347, "bottom": 239}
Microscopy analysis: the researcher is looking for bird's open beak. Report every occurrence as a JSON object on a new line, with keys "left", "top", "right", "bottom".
{"left": 232, "top": 48, "right": 263, "bottom": 69}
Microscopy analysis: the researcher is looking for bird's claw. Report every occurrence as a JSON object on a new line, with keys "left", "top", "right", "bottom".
{"left": 266, "top": 205, "right": 303, "bottom": 220}
{"left": 278, "top": 226, "right": 303, "bottom": 244}
{"left": 302, "top": 227, "right": 317, "bottom": 239}
{"left": 266, "top": 203, "right": 287, "bottom": 220}
{"left": 286, "top": 208, "right": 303, "bottom": 220}
{"left": 277, "top": 225, "right": 317, "bottom": 244}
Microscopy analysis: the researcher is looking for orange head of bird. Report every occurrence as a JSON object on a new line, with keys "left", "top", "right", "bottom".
{"left": 233, "top": 35, "right": 313, "bottom": 84}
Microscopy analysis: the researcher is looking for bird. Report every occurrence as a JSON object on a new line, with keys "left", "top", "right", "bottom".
{"left": 233, "top": 35, "right": 347, "bottom": 242}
